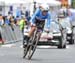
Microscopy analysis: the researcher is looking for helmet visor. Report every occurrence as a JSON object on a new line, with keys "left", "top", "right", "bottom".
{"left": 43, "top": 10, "right": 48, "bottom": 12}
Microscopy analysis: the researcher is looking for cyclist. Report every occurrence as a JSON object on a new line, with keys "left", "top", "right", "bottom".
{"left": 23, "top": 3, "right": 51, "bottom": 47}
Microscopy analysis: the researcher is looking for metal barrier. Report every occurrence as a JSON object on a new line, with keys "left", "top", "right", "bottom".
{"left": 0, "top": 24, "right": 23, "bottom": 44}
{"left": 12, "top": 25, "right": 23, "bottom": 42}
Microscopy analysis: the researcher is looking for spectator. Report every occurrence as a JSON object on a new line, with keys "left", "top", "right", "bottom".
{"left": 15, "top": 16, "right": 20, "bottom": 25}
{"left": 0, "top": 15, "right": 4, "bottom": 44}
{"left": 4, "top": 16, "right": 10, "bottom": 25}
{"left": 0, "top": 15, "right": 4, "bottom": 26}
{"left": 16, "top": 7, "right": 21, "bottom": 19}
{"left": 8, "top": 16, "right": 15, "bottom": 31}
{"left": 19, "top": 15, "right": 27, "bottom": 32}
{"left": 9, "top": 16, "right": 15, "bottom": 25}
{"left": 25, "top": 10, "right": 31, "bottom": 21}
{"left": 67, "top": 7, "right": 75, "bottom": 26}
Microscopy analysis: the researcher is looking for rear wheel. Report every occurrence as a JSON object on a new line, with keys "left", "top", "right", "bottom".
{"left": 23, "top": 44, "right": 30, "bottom": 58}
{"left": 23, "top": 36, "right": 30, "bottom": 58}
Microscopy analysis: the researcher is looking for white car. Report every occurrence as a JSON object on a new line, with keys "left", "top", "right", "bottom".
{"left": 38, "top": 20, "right": 67, "bottom": 48}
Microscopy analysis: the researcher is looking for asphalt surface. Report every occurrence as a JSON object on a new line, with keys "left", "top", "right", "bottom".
{"left": 0, "top": 42, "right": 75, "bottom": 63}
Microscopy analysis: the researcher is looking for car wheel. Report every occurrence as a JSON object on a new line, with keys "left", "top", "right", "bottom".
{"left": 58, "top": 43, "right": 66, "bottom": 48}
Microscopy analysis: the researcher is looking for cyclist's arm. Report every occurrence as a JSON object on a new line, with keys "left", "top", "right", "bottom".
{"left": 30, "top": 8, "right": 40, "bottom": 24}
{"left": 46, "top": 12, "right": 51, "bottom": 29}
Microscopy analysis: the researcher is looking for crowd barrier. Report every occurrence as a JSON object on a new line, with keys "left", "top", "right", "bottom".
{"left": 0, "top": 24, "right": 23, "bottom": 44}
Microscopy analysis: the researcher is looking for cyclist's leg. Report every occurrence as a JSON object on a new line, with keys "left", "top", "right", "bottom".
{"left": 23, "top": 26, "right": 36, "bottom": 47}
{"left": 23, "top": 35, "right": 30, "bottom": 48}
{"left": 23, "top": 35, "right": 30, "bottom": 43}
{"left": 28, "top": 26, "right": 36, "bottom": 37}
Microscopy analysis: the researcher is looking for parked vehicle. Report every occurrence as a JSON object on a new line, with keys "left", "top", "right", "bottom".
{"left": 38, "top": 20, "right": 67, "bottom": 48}
{"left": 66, "top": 22, "right": 74, "bottom": 44}
{"left": 58, "top": 17, "right": 74, "bottom": 44}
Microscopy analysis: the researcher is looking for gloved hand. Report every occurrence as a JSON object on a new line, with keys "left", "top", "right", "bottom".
{"left": 44, "top": 28, "right": 50, "bottom": 33}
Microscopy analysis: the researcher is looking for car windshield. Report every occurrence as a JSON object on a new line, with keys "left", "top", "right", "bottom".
{"left": 50, "top": 21, "right": 60, "bottom": 33}
{"left": 59, "top": 18, "right": 71, "bottom": 29}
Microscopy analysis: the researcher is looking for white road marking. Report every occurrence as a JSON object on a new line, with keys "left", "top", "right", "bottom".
{"left": 20, "top": 45, "right": 23, "bottom": 48}
{"left": 20, "top": 45, "right": 70, "bottom": 49}
{"left": 66, "top": 46, "right": 69, "bottom": 49}
{"left": 20, "top": 45, "right": 51, "bottom": 48}
{"left": 1, "top": 44, "right": 15, "bottom": 48}
{"left": 0, "top": 44, "right": 70, "bottom": 49}
{"left": 37, "top": 46, "right": 51, "bottom": 48}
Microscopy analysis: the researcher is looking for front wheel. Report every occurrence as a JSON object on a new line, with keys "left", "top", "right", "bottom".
{"left": 27, "top": 32, "right": 40, "bottom": 60}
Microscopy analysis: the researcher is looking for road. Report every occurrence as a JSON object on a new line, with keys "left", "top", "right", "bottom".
{"left": 0, "top": 42, "right": 75, "bottom": 63}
